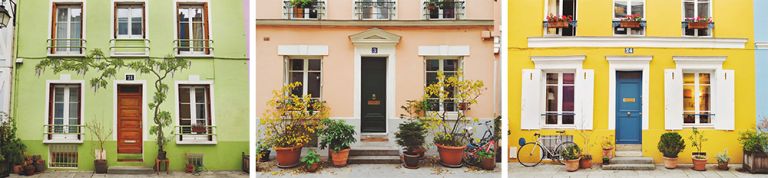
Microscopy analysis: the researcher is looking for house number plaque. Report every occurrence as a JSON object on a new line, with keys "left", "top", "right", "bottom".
{"left": 372, "top": 47, "right": 378, "bottom": 54}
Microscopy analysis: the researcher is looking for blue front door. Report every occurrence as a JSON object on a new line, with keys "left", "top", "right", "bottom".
{"left": 616, "top": 71, "right": 642, "bottom": 144}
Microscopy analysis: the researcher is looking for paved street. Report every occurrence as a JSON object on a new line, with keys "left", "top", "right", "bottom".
{"left": 509, "top": 163, "right": 768, "bottom": 178}
{"left": 7, "top": 171, "right": 248, "bottom": 178}
{"left": 255, "top": 157, "right": 500, "bottom": 178}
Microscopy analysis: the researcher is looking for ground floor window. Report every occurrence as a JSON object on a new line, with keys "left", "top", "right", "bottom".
{"left": 47, "top": 84, "right": 82, "bottom": 141}
{"left": 286, "top": 58, "right": 322, "bottom": 100}
{"left": 544, "top": 72, "right": 575, "bottom": 127}
{"left": 178, "top": 84, "right": 214, "bottom": 142}
{"left": 425, "top": 58, "right": 460, "bottom": 112}
{"left": 683, "top": 72, "right": 712, "bottom": 126}
{"left": 49, "top": 144, "right": 78, "bottom": 168}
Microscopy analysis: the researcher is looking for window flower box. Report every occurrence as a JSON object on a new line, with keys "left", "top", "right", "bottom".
{"left": 546, "top": 14, "right": 572, "bottom": 29}
{"left": 619, "top": 14, "right": 643, "bottom": 28}
{"left": 685, "top": 17, "right": 713, "bottom": 29}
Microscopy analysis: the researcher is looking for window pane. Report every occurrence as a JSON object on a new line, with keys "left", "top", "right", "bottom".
{"left": 698, "top": 2, "right": 709, "bottom": 17}
{"left": 443, "top": 99, "right": 455, "bottom": 112}
{"left": 308, "top": 72, "right": 321, "bottom": 98}
{"left": 193, "top": 23, "right": 204, "bottom": 51}
{"left": 699, "top": 86, "right": 710, "bottom": 111}
{"left": 55, "top": 88, "right": 64, "bottom": 102}
{"left": 68, "top": 103, "right": 78, "bottom": 118}
{"left": 290, "top": 72, "right": 303, "bottom": 96}
{"left": 195, "top": 104, "right": 206, "bottom": 120}
{"left": 562, "top": 86, "right": 574, "bottom": 112}
{"left": 195, "top": 88, "right": 206, "bottom": 103}
{"left": 69, "top": 87, "right": 79, "bottom": 102}
{"left": 683, "top": 73, "right": 695, "bottom": 84}
{"left": 444, "top": 60, "right": 458, "bottom": 71}
{"left": 70, "top": 8, "right": 82, "bottom": 23}
{"left": 683, "top": 85, "right": 695, "bottom": 111}
{"left": 179, "top": 88, "right": 190, "bottom": 103}
{"left": 54, "top": 103, "right": 64, "bottom": 118}
{"left": 308, "top": 60, "right": 321, "bottom": 71}
{"left": 131, "top": 8, "right": 143, "bottom": 36}
{"left": 426, "top": 72, "right": 438, "bottom": 85}
{"left": 546, "top": 86, "right": 558, "bottom": 112}
{"left": 699, "top": 73, "right": 710, "bottom": 84}
{"left": 684, "top": 2, "right": 694, "bottom": 18}
{"left": 563, "top": 73, "right": 574, "bottom": 84}
{"left": 562, "top": 114, "right": 574, "bottom": 125}
{"left": 290, "top": 60, "right": 303, "bottom": 70}
{"left": 426, "top": 60, "right": 439, "bottom": 71}
{"left": 179, "top": 104, "right": 191, "bottom": 119}
{"left": 698, "top": 29, "right": 709, "bottom": 36}
{"left": 546, "top": 73, "right": 558, "bottom": 84}
{"left": 631, "top": 1, "right": 644, "bottom": 17}
{"left": 700, "top": 112, "right": 710, "bottom": 124}
{"left": 546, "top": 115, "right": 557, "bottom": 125}
{"left": 117, "top": 8, "right": 129, "bottom": 35}
{"left": 547, "top": 0, "right": 560, "bottom": 15}
{"left": 684, "top": 112, "right": 696, "bottom": 123}
{"left": 614, "top": 0, "right": 627, "bottom": 18}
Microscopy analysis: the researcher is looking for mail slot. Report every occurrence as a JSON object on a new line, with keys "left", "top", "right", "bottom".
{"left": 367, "top": 100, "right": 381, "bottom": 105}
{"left": 124, "top": 140, "right": 137, "bottom": 143}
{"left": 623, "top": 98, "right": 636, "bottom": 103}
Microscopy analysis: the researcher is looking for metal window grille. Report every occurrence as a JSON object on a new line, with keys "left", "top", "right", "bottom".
{"left": 186, "top": 153, "right": 204, "bottom": 168}
{"left": 539, "top": 135, "right": 573, "bottom": 159}
{"left": 283, "top": 0, "right": 325, "bottom": 19}
{"left": 49, "top": 144, "right": 78, "bottom": 168}
{"left": 355, "top": 0, "right": 396, "bottom": 20}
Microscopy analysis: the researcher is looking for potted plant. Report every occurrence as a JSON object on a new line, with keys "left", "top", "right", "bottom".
{"left": 85, "top": 120, "right": 112, "bottom": 174}
{"left": 562, "top": 144, "right": 581, "bottom": 172}
{"left": 546, "top": 14, "right": 573, "bottom": 28}
{"left": 658, "top": 132, "right": 685, "bottom": 169}
{"left": 689, "top": 127, "right": 708, "bottom": 171}
{"left": 602, "top": 157, "right": 610, "bottom": 165}
{"left": 301, "top": 150, "right": 321, "bottom": 173}
{"left": 601, "top": 135, "right": 614, "bottom": 159}
{"left": 716, "top": 150, "right": 730, "bottom": 170}
{"left": 686, "top": 16, "right": 712, "bottom": 29}
{"left": 290, "top": 0, "right": 315, "bottom": 18}
{"left": 395, "top": 120, "right": 427, "bottom": 169}
{"left": 421, "top": 71, "right": 485, "bottom": 168}
{"left": 619, "top": 14, "right": 642, "bottom": 28}
{"left": 318, "top": 119, "right": 357, "bottom": 167}
{"left": 256, "top": 141, "right": 271, "bottom": 162}
{"left": 579, "top": 154, "right": 593, "bottom": 169}
{"left": 0, "top": 113, "right": 26, "bottom": 176}
{"left": 739, "top": 128, "right": 768, "bottom": 173}
{"left": 477, "top": 149, "right": 495, "bottom": 170}
{"left": 260, "top": 82, "right": 329, "bottom": 168}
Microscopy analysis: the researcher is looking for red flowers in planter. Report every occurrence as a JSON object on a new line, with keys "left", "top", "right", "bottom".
{"left": 686, "top": 16, "right": 713, "bottom": 29}
{"left": 546, "top": 14, "right": 573, "bottom": 28}
{"left": 620, "top": 14, "right": 642, "bottom": 28}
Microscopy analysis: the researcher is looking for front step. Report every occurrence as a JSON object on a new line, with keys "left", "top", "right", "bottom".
{"left": 615, "top": 151, "right": 642, "bottom": 157}
{"left": 602, "top": 163, "right": 656, "bottom": 170}
{"left": 605, "top": 144, "right": 655, "bottom": 170}
{"left": 108, "top": 166, "right": 154, "bottom": 174}
{"left": 348, "top": 144, "right": 400, "bottom": 164}
{"left": 350, "top": 147, "right": 400, "bottom": 156}
{"left": 609, "top": 157, "right": 654, "bottom": 164}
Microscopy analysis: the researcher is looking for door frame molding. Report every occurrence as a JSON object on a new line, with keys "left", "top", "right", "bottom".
{"left": 351, "top": 29, "right": 400, "bottom": 134}
{"left": 113, "top": 80, "right": 147, "bottom": 154}
{"left": 607, "top": 56, "right": 651, "bottom": 131}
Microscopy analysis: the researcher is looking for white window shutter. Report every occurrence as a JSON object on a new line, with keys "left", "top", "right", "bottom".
{"left": 521, "top": 69, "right": 542, "bottom": 130}
{"left": 576, "top": 70, "right": 594, "bottom": 130}
{"left": 715, "top": 70, "right": 735, "bottom": 130}
{"left": 664, "top": 69, "right": 683, "bottom": 130}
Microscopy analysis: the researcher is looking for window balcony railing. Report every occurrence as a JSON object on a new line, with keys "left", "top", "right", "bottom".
{"left": 423, "top": 0, "right": 465, "bottom": 20}
{"left": 43, "top": 124, "right": 84, "bottom": 143}
{"left": 355, "top": 0, "right": 396, "bottom": 20}
{"left": 174, "top": 39, "right": 214, "bottom": 56}
{"left": 47, "top": 38, "right": 87, "bottom": 56}
{"left": 283, "top": 0, "right": 325, "bottom": 20}
{"left": 110, "top": 39, "right": 150, "bottom": 57}
{"left": 176, "top": 125, "right": 216, "bottom": 143}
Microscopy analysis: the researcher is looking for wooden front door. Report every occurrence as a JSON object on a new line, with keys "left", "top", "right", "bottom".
{"left": 361, "top": 57, "right": 387, "bottom": 133}
{"left": 117, "top": 85, "right": 143, "bottom": 154}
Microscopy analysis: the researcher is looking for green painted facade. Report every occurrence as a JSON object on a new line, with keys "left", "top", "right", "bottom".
{"left": 12, "top": 0, "right": 248, "bottom": 171}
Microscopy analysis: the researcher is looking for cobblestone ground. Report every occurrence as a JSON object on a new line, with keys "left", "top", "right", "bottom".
{"left": 7, "top": 171, "right": 249, "bottom": 178}
{"left": 509, "top": 163, "right": 768, "bottom": 178}
{"left": 255, "top": 157, "right": 500, "bottom": 178}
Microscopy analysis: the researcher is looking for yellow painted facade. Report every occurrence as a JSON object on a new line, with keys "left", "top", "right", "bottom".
{"left": 508, "top": 0, "right": 755, "bottom": 164}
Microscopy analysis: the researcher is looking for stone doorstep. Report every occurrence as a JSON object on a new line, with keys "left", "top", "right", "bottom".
{"left": 348, "top": 155, "right": 401, "bottom": 164}
{"left": 601, "top": 163, "right": 656, "bottom": 170}
{"left": 350, "top": 147, "right": 401, "bottom": 156}
{"left": 360, "top": 135, "right": 389, "bottom": 142}
{"left": 615, "top": 144, "right": 642, "bottom": 151}
{"left": 615, "top": 151, "right": 643, "bottom": 157}
{"left": 609, "top": 157, "right": 654, "bottom": 164}
{"left": 107, "top": 166, "right": 154, "bottom": 174}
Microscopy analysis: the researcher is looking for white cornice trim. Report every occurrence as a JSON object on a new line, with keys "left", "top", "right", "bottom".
{"left": 531, "top": 55, "right": 585, "bottom": 62}
{"left": 255, "top": 19, "right": 495, "bottom": 27}
{"left": 528, "top": 37, "right": 748, "bottom": 49}
{"left": 757, "top": 42, "right": 768, "bottom": 49}
{"left": 673, "top": 56, "right": 727, "bottom": 63}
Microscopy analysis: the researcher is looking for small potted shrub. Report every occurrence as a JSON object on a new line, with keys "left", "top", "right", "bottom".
{"left": 602, "top": 157, "right": 610, "bottom": 165}
{"left": 256, "top": 141, "right": 271, "bottom": 162}
{"left": 579, "top": 154, "right": 592, "bottom": 169}
{"left": 658, "top": 132, "right": 685, "bottom": 169}
{"left": 601, "top": 135, "right": 614, "bottom": 159}
{"left": 395, "top": 120, "right": 427, "bottom": 169}
{"left": 477, "top": 149, "right": 495, "bottom": 170}
{"left": 318, "top": 119, "right": 357, "bottom": 167}
{"left": 716, "top": 150, "right": 730, "bottom": 170}
{"left": 739, "top": 129, "right": 768, "bottom": 173}
{"left": 562, "top": 144, "right": 581, "bottom": 172}
{"left": 0, "top": 114, "right": 27, "bottom": 176}
{"left": 301, "top": 150, "right": 321, "bottom": 173}
{"left": 689, "top": 127, "right": 708, "bottom": 171}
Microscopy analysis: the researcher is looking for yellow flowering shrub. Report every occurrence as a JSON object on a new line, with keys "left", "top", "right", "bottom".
{"left": 417, "top": 70, "right": 485, "bottom": 147}
{"left": 259, "top": 82, "right": 330, "bottom": 148}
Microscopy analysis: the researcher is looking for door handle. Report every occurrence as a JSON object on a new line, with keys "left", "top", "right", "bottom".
{"left": 627, "top": 112, "right": 631, "bottom": 117}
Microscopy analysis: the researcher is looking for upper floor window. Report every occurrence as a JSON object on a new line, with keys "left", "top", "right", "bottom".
{"left": 115, "top": 3, "right": 145, "bottom": 39}
{"left": 46, "top": 84, "right": 82, "bottom": 142}
{"left": 544, "top": 72, "right": 575, "bottom": 127}
{"left": 424, "top": 0, "right": 465, "bottom": 20}
{"left": 284, "top": 0, "right": 325, "bottom": 19}
{"left": 287, "top": 58, "right": 322, "bottom": 99}
{"left": 51, "top": 4, "right": 84, "bottom": 55}
{"left": 355, "top": 0, "right": 395, "bottom": 20}
{"left": 425, "top": 58, "right": 460, "bottom": 112}
{"left": 683, "top": 72, "right": 712, "bottom": 126}
{"left": 178, "top": 84, "right": 214, "bottom": 143}
{"left": 177, "top": 3, "right": 211, "bottom": 55}
{"left": 544, "top": 0, "right": 576, "bottom": 36}
{"left": 613, "top": 0, "right": 645, "bottom": 36}
{"left": 683, "top": 0, "right": 712, "bottom": 37}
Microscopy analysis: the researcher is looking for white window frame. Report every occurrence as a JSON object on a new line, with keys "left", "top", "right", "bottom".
{"left": 424, "top": 57, "right": 462, "bottom": 113}
{"left": 174, "top": 81, "right": 216, "bottom": 144}
{"left": 682, "top": 0, "right": 713, "bottom": 37}
{"left": 285, "top": 57, "right": 323, "bottom": 100}
{"left": 612, "top": 0, "right": 645, "bottom": 36}
{"left": 543, "top": 0, "right": 577, "bottom": 36}
{"left": 44, "top": 80, "right": 85, "bottom": 144}
{"left": 542, "top": 71, "right": 577, "bottom": 128}
{"left": 115, "top": 4, "right": 144, "bottom": 39}
{"left": 682, "top": 71, "right": 714, "bottom": 127}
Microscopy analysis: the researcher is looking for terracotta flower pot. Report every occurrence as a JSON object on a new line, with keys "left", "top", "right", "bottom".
{"left": 579, "top": 157, "right": 592, "bottom": 169}
{"left": 565, "top": 159, "right": 580, "bottom": 172}
{"left": 548, "top": 21, "right": 570, "bottom": 28}
{"left": 436, "top": 144, "right": 467, "bottom": 167}
{"left": 692, "top": 157, "right": 707, "bottom": 171}
{"left": 330, "top": 148, "right": 351, "bottom": 167}
{"left": 480, "top": 157, "right": 496, "bottom": 170}
{"left": 412, "top": 146, "right": 426, "bottom": 160}
{"left": 306, "top": 162, "right": 320, "bottom": 173}
{"left": 717, "top": 161, "right": 729, "bottom": 170}
{"left": 663, "top": 157, "right": 678, "bottom": 169}
{"left": 293, "top": 7, "right": 304, "bottom": 18}
{"left": 402, "top": 152, "right": 420, "bottom": 169}
{"left": 12, "top": 165, "right": 23, "bottom": 174}
{"left": 274, "top": 145, "right": 303, "bottom": 168}
{"left": 24, "top": 165, "right": 35, "bottom": 176}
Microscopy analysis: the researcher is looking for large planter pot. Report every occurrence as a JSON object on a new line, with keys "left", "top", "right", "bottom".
{"left": 402, "top": 152, "right": 420, "bottom": 169}
{"left": 275, "top": 145, "right": 303, "bottom": 168}
{"left": 744, "top": 151, "right": 768, "bottom": 173}
{"left": 330, "top": 148, "right": 350, "bottom": 167}
{"left": 23, "top": 165, "right": 34, "bottom": 176}
{"left": 34, "top": 159, "right": 45, "bottom": 173}
{"left": 480, "top": 157, "right": 496, "bottom": 170}
{"left": 663, "top": 157, "right": 678, "bottom": 169}
{"left": 94, "top": 160, "right": 108, "bottom": 174}
{"left": 692, "top": 157, "right": 707, "bottom": 171}
{"left": 564, "top": 159, "right": 579, "bottom": 172}
{"left": 579, "top": 157, "right": 592, "bottom": 169}
{"left": 717, "top": 161, "right": 729, "bottom": 170}
{"left": 305, "top": 162, "right": 319, "bottom": 173}
{"left": 436, "top": 144, "right": 466, "bottom": 168}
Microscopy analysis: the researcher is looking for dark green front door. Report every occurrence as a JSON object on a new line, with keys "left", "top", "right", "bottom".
{"left": 361, "top": 57, "right": 387, "bottom": 133}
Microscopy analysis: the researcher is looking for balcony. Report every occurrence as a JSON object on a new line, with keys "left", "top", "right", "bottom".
{"left": 176, "top": 125, "right": 216, "bottom": 144}
{"left": 283, "top": 0, "right": 325, "bottom": 20}
{"left": 43, "top": 124, "right": 84, "bottom": 144}
{"left": 174, "top": 39, "right": 214, "bottom": 56}
{"left": 355, "top": 0, "right": 396, "bottom": 20}
{"left": 423, "top": 0, "right": 465, "bottom": 20}
{"left": 47, "top": 38, "right": 86, "bottom": 56}
{"left": 110, "top": 39, "right": 150, "bottom": 57}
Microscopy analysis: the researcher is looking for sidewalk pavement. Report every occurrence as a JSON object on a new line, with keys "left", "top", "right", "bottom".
{"left": 255, "top": 158, "right": 500, "bottom": 178}
{"left": 7, "top": 171, "right": 248, "bottom": 178}
{"left": 509, "top": 163, "right": 768, "bottom": 178}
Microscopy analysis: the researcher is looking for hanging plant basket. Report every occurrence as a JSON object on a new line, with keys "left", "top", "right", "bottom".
{"left": 687, "top": 22, "right": 709, "bottom": 29}
{"left": 619, "top": 21, "right": 641, "bottom": 28}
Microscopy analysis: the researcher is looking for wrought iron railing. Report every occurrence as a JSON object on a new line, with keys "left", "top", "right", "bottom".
{"left": 110, "top": 39, "right": 150, "bottom": 56}
{"left": 283, "top": 0, "right": 325, "bottom": 19}
{"left": 355, "top": 0, "right": 396, "bottom": 20}
{"left": 176, "top": 125, "right": 216, "bottom": 142}
{"left": 43, "top": 124, "right": 84, "bottom": 142}
{"left": 423, "top": 0, "right": 465, "bottom": 20}
{"left": 47, "top": 38, "right": 87, "bottom": 55}
{"left": 173, "top": 39, "right": 214, "bottom": 55}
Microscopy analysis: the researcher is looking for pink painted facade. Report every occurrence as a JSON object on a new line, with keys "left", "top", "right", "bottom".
{"left": 256, "top": 0, "right": 501, "bottom": 140}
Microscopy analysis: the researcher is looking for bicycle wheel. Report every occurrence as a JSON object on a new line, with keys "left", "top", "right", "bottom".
{"left": 554, "top": 141, "right": 577, "bottom": 165}
{"left": 463, "top": 143, "right": 480, "bottom": 166}
{"left": 517, "top": 142, "right": 544, "bottom": 167}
